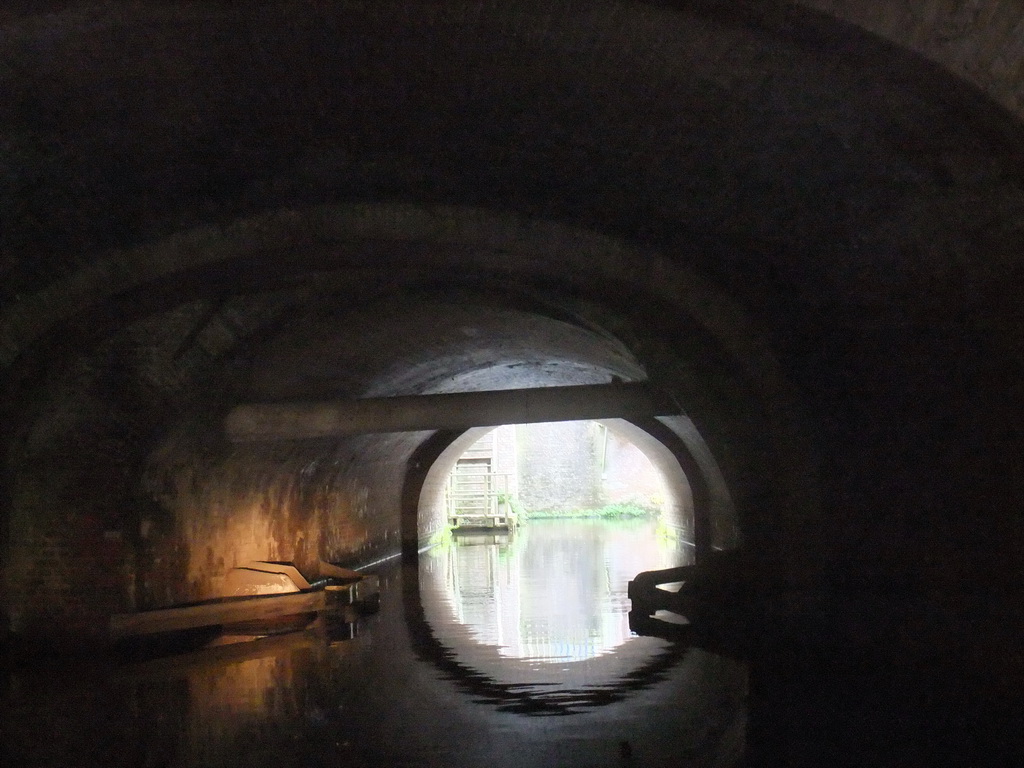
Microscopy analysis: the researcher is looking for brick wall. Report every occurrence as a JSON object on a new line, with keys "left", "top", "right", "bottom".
{"left": 516, "top": 422, "right": 602, "bottom": 513}
{"left": 602, "top": 431, "right": 667, "bottom": 510}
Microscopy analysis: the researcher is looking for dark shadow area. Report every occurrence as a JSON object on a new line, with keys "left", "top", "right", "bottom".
{"left": 2, "top": 1, "right": 1023, "bottom": 765}
{"left": 630, "top": 554, "right": 1024, "bottom": 766}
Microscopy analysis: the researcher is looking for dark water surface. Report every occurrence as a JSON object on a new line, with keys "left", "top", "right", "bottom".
{"left": 3, "top": 519, "right": 747, "bottom": 768}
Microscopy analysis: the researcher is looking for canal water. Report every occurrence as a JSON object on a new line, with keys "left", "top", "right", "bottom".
{"left": 3, "top": 519, "right": 748, "bottom": 768}
{"left": 425, "top": 518, "right": 683, "bottom": 664}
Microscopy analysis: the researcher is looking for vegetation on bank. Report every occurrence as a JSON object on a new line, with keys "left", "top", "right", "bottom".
{"left": 517, "top": 502, "right": 658, "bottom": 520}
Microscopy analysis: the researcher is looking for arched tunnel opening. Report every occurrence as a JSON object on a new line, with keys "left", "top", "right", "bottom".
{"left": 3, "top": 1, "right": 1023, "bottom": 765}
{"left": 415, "top": 417, "right": 720, "bottom": 557}
{"left": 0, "top": 216, "right": 789, "bottom": 761}
{"left": 416, "top": 419, "right": 700, "bottom": 668}
{"left": 4, "top": 214, "right": 770, "bottom": 627}
{"left": 424, "top": 419, "right": 695, "bottom": 544}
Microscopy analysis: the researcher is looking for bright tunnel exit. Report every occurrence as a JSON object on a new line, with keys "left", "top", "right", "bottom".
{"left": 421, "top": 420, "right": 694, "bottom": 664}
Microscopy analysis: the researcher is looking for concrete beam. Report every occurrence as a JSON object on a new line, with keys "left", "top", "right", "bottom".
{"left": 225, "top": 382, "right": 678, "bottom": 441}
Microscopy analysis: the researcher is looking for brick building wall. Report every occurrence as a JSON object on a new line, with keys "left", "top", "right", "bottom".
{"left": 516, "top": 421, "right": 602, "bottom": 513}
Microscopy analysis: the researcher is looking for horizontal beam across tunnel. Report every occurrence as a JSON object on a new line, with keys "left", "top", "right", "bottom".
{"left": 226, "top": 382, "right": 678, "bottom": 441}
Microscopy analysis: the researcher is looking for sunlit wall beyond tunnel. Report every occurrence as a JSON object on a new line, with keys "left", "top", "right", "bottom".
{"left": 418, "top": 420, "right": 697, "bottom": 550}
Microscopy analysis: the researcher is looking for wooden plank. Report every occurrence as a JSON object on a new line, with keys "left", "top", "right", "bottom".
{"left": 326, "top": 575, "right": 380, "bottom": 605}
{"left": 242, "top": 560, "right": 312, "bottom": 590}
{"left": 317, "top": 560, "right": 363, "bottom": 582}
{"left": 110, "top": 590, "right": 327, "bottom": 640}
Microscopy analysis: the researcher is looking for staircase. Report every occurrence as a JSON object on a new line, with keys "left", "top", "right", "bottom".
{"left": 447, "top": 433, "right": 512, "bottom": 531}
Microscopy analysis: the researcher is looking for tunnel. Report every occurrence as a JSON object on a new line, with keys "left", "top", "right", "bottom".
{"left": 2, "top": 1, "right": 1023, "bottom": 765}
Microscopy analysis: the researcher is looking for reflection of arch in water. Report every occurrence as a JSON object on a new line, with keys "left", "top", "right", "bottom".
{"left": 401, "top": 416, "right": 737, "bottom": 563}
{"left": 401, "top": 560, "right": 693, "bottom": 717}
{"left": 427, "top": 516, "right": 679, "bottom": 662}
{"left": 398, "top": 416, "right": 737, "bottom": 715}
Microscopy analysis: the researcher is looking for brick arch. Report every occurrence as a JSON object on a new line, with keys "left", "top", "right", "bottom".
{"left": 1, "top": 202, "right": 816, "bottom": 556}
{"left": 801, "top": 0, "right": 1024, "bottom": 120}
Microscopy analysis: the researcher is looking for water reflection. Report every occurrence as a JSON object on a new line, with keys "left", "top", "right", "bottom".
{"left": 426, "top": 519, "right": 687, "bottom": 663}
{"left": 3, "top": 521, "right": 997, "bottom": 766}
{"left": 407, "top": 518, "right": 698, "bottom": 715}
{"left": 4, "top": 541, "right": 751, "bottom": 768}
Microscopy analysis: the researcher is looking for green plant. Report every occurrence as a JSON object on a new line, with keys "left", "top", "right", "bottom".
{"left": 522, "top": 502, "right": 658, "bottom": 520}
{"left": 497, "top": 493, "right": 526, "bottom": 519}
{"left": 427, "top": 524, "right": 455, "bottom": 549}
